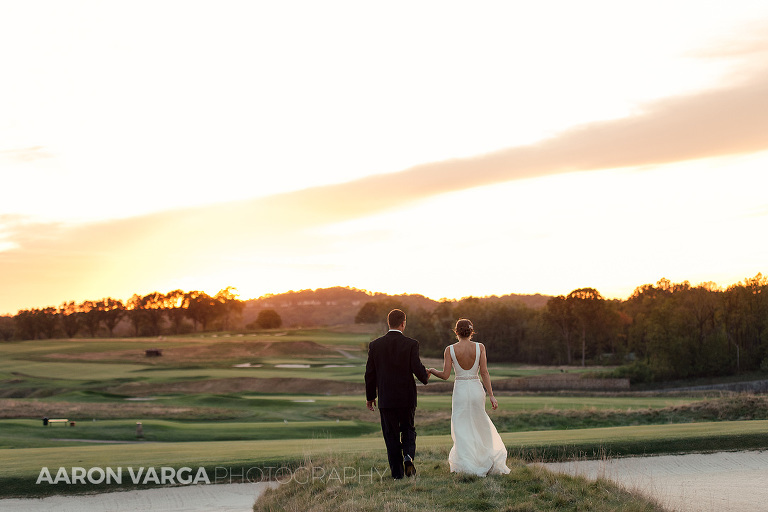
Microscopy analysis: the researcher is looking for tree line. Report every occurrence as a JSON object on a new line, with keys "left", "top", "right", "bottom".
{"left": 3, "top": 274, "right": 766, "bottom": 383}
{"left": 1, "top": 287, "right": 249, "bottom": 340}
{"left": 355, "top": 274, "right": 768, "bottom": 384}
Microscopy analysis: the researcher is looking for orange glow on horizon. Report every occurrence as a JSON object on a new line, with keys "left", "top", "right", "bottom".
{"left": 2, "top": 2, "right": 768, "bottom": 315}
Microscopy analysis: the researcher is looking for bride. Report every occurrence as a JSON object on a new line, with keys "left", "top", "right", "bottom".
{"left": 428, "top": 319, "right": 510, "bottom": 476}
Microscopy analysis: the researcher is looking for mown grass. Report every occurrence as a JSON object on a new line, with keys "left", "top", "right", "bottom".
{"left": 4, "top": 393, "right": 760, "bottom": 450}
{"left": 0, "top": 333, "right": 598, "bottom": 389}
{"left": 315, "top": 394, "right": 768, "bottom": 435}
{"left": 0, "top": 390, "right": 708, "bottom": 436}
{"left": 253, "top": 450, "right": 666, "bottom": 512}
{"left": 0, "top": 397, "right": 243, "bottom": 421}
{"left": 2, "top": 420, "right": 767, "bottom": 498}
{"left": 417, "top": 394, "right": 768, "bottom": 435}
{"left": 0, "top": 333, "right": 368, "bottom": 391}
{"left": 2, "top": 330, "right": 767, "bottom": 506}
{"left": 0, "top": 392, "right": 707, "bottom": 421}
{"left": 5, "top": 394, "right": 762, "bottom": 452}
{"left": 2, "top": 360, "right": 367, "bottom": 385}
{"left": 274, "top": 393, "right": 702, "bottom": 412}
{"left": 0, "top": 418, "right": 378, "bottom": 448}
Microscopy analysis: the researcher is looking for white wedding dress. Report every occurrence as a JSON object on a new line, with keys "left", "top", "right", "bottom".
{"left": 448, "top": 343, "right": 511, "bottom": 476}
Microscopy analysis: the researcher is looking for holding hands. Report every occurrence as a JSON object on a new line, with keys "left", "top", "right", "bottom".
{"left": 428, "top": 366, "right": 450, "bottom": 380}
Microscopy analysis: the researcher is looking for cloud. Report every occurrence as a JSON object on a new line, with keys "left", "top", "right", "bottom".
{"left": 3, "top": 55, "right": 768, "bottom": 312}
{"left": 688, "top": 20, "right": 768, "bottom": 59}
{"left": 5, "top": 63, "right": 768, "bottom": 247}
{"left": 0, "top": 146, "right": 54, "bottom": 163}
{"left": 307, "top": 69, "right": 768, "bottom": 219}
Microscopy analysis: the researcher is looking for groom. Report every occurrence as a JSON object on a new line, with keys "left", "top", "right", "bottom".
{"left": 365, "top": 309, "right": 430, "bottom": 479}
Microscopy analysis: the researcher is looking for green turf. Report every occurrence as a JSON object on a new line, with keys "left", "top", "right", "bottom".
{"left": 2, "top": 420, "right": 767, "bottom": 497}
{"left": 0, "top": 418, "right": 377, "bottom": 448}
{"left": 0, "top": 420, "right": 754, "bottom": 478}
{"left": 0, "top": 335, "right": 597, "bottom": 386}
{"left": 242, "top": 394, "right": 703, "bottom": 411}
{"left": 2, "top": 329, "right": 767, "bottom": 500}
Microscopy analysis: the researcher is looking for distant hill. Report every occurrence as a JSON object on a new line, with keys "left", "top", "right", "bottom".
{"left": 243, "top": 286, "right": 550, "bottom": 328}
{"left": 471, "top": 293, "right": 550, "bottom": 309}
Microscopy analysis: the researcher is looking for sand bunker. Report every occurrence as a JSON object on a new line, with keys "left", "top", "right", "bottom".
{"left": 541, "top": 450, "right": 768, "bottom": 512}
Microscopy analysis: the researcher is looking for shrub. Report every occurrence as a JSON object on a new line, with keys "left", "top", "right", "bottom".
{"left": 254, "top": 309, "right": 282, "bottom": 329}
{"left": 603, "top": 361, "right": 654, "bottom": 384}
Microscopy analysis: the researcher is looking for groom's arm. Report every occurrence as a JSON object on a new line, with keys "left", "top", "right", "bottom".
{"left": 364, "top": 342, "right": 377, "bottom": 402}
{"left": 410, "top": 340, "right": 430, "bottom": 385}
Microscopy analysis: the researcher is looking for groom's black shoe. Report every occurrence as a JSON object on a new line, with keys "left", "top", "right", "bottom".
{"left": 404, "top": 455, "right": 416, "bottom": 478}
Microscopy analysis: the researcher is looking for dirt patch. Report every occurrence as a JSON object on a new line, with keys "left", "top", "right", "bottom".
{"left": 108, "top": 377, "right": 365, "bottom": 396}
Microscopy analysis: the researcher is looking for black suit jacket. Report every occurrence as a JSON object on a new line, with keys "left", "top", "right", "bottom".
{"left": 365, "top": 330, "right": 430, "bottom": 409}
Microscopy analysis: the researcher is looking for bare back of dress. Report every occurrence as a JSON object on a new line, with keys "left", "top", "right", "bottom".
{"left": 448, "top": 342, "right": 510, "bottom": 476}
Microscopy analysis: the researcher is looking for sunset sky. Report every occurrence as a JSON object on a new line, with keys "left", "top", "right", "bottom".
{"left": 2, "top": 1, "right": 768, "bottom": 314}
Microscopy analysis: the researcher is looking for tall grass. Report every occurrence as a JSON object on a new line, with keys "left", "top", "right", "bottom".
{"left": 253, "top": 450, "right": 666, "bottom": 512}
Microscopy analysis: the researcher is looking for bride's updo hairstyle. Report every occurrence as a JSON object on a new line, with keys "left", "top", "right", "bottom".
{"left": 454, "top": 319, "right": 474, "bottom": 339}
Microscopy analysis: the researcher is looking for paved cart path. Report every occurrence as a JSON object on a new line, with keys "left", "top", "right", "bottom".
{"left": 0, "top": 482, "right": 277, "bottom": 512}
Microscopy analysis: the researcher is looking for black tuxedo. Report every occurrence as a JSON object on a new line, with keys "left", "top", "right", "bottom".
{"left": 364, "top": 329, "right": 429, "bottom": 478}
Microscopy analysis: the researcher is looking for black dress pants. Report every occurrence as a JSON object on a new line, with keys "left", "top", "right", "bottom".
{"left": 379, "top": 406, "right": 416, "bottom": 479}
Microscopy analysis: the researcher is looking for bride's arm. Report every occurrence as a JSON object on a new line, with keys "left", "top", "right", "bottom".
{"left": 428, "top": 347, "right": 452, "bottom": 380}
{"left": 478, "top": 344, "right": 498, "bottom": 410}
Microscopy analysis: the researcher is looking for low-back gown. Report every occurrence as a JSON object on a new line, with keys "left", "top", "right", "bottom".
{"left": 448, "top": 343, "right": 510, "bottom": 476}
